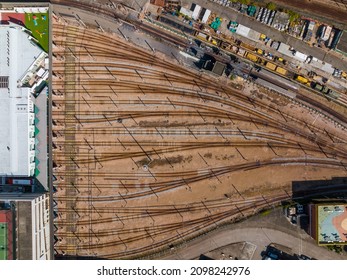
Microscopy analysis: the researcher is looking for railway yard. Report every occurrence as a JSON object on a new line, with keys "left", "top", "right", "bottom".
{"left": 52, "top": 11, "right": 347, "bottom": 259}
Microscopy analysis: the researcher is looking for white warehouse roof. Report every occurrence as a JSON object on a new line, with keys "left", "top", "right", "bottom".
{"left": 236, "top": 24, "right": 261, "bottom": 42}
{"left": 0, "top": 23, "right": 44, "bottom": 176}
{"left": 294, "top": 51, "right": 308, "bottom": 62}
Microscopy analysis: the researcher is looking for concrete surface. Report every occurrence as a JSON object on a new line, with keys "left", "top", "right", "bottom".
{"left": 162, "top": 208, "right": 347, "bottom": 260}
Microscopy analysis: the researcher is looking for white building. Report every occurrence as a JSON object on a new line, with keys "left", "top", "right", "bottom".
{"left": 294, "top": 51, "right": 308, "bottom": 62}
{"left": 235, "top": 24, "right": 261, "bottom": 42}
{"left": 191, "top": 3, "right": 201, "bottom": 20}
{"left": 0, "top": 23, "right": 44, "bottom": 177}
{"left": 277, "top": 43, "right": 308, "bottom": 62}
{"left": 179, "top": 7, "right": 193, "bottom": 18}
{"left": 201, "top": 9, "right": 211, "bottom": 24}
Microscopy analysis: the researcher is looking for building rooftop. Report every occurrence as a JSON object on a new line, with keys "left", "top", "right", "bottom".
{"left": 0, "top": 23, "right": 43, "bottom": 176}
{"left": 212, "top": 61, "right": 226, "bottom": 76}
{"left": 317, "top": 204, "right": 347, "bottom": 245}
{"left": 16, "top": 201, "right": 33, "bottom": 259}
{"left": 235, "top": 24, "right": 260, "bottom": 42}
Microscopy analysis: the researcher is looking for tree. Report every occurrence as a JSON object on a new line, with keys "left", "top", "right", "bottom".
{"left": 266, "top": 2, "right": 277, "bottom": 10}
{"left": 287, "top": 10, "right": 300, "bottom": 23}
{"left": 239, "top": 0, "right": 251, "bottom": 5}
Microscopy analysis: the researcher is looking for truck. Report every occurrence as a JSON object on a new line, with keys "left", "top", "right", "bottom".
{"left": 295, "top": 75, "right": 309, "bottom": 84}
{"left": 256, "top": 48, "right": 264, "bottom": 55}
{"left": 211, "top": 38, "right": 218, "bottom": 45}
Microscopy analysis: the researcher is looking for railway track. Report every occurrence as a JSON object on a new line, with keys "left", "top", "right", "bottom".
{"left": 54, "top": 180, "right": 347, "bottom": 259}
{"left": 53, "top": 157, "right": 347, "bottom": 203}
{"left": 52, "top": 19, "right": 347, "bottom": 259}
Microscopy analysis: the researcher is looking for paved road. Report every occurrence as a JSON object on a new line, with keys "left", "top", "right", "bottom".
{"left": 162, "top": 226, "right": 346, "bottom": 260}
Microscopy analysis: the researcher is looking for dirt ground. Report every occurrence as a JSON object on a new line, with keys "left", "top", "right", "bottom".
{"left": 52, "top": 18, "right": 347, "bottom": 259}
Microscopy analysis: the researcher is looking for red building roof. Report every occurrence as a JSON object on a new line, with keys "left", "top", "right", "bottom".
{"left": 0, "top": 12, "right": 25, "bottom": 26}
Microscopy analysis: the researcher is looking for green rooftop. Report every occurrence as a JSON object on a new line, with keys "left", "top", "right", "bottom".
{"left": 25, "top": 12, "right": 49, "bottom": 52}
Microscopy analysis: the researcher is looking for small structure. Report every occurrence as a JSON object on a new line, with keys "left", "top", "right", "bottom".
{"left": 321, "top": 25, "right": 332, "bottom": 41}
{"left": 179, "top": 7, "right": 193, "bottom": 18}
{"left": 331, "top": 29, "right": 343, "bottom": 49}
{"left": 247, "top": 6, "right": 257, "bottom": 17}
{"left": 303, "top": 20, "right": 315, "bottom": 41}
{"left": 210, "top": 17, "right": 222, "bottom": 31}
{"left": 235, "top": 24, "right": 261, "bottom": 42}
{"left": 212, "top": 61, "right": 226, "bottom": 76}
{"left": 228, "top": 21, "right": 238, "bottom": 33}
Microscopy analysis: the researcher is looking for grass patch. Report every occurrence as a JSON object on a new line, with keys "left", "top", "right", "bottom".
{"left": 25, "top": 12, "right": 49, "bottom": 52}
{"left": 0, "top": 223, "right": 7, "bottom": 260}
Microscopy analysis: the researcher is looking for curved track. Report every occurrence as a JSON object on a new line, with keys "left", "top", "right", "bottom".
{"left": 52, "top": 20, "right": 347, "bottom": 259}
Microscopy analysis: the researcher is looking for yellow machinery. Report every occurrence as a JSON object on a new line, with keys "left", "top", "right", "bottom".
{"left": 265, "top": 62, "right": 276, "bottom": 71}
